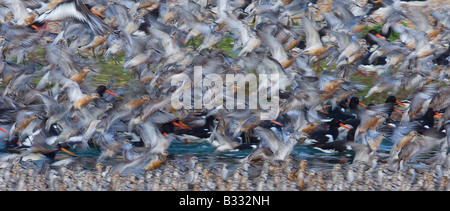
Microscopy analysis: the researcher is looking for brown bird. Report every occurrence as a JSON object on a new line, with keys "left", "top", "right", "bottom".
{"left": 280, "top": 50, "right": 300, "bottom": 69}
{"left": 395, "top": 131, "right": 420, "bottom": 152}
{"left": 300, "top": 17, "right": 335, "bottom": 63}
{"left": 15, "top": 113, "right": 39, "bottom": 132}
{"left": 70, "top": 67, "right": 93, "bottom": 84}
{"left": 396, "top": 131, "right": 444, "bottom": 170}
{"left": 405, "top": 9, "right": 443, "bottom": 41}
{"left": 387, "top": 122, "right": 419, "bottom": 169}
{"left": 403, "top": 84, "right": 439, "bottom": 120}
{"left": 354, "top": 103, "right": 391, "bottom": 142}
{"left": 59, "top": 79, "right": 100, "bottom": 110}
{"left": 145, "top": 151, "right": 169, "bottom": 171}
{"left": 297, "top": 121, "right": 322, "bottom": 145}
{"left": 73, "top": 93, "right": 100, "bottom": 110}
{"left": 350, "top": 132, "right": 386, "bottom": 163}
{"left": 257, "top": 29, "right": 300, "bottom": 68}
{"left": 79, "top": 34, "right": 110, "bottom": 57}
{"left": 319, "top": 75, "right": 346, "bottom": 102}
{"left": 105, "top": 95, "right": 151, "bottom": 131}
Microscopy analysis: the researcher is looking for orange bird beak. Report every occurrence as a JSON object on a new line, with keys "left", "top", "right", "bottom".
{"left": 60, "top": 148, "right": 77, "bottom": 157}
{"left": 90, "top": 9, "right": 105, "bottom": 18}
{"left": 105, "top": 90, "right": 119, "bottom": 97}
{"left": 339, "top": 123, "right": 351, "bottom": 130}
{"left": 358, "top": 102, "right": 367, "bottom": 107}
{"left": 393, "top": 108, "right": 403, "bottom": 115}
{"left": 172, "top": 122, "right": 183, "bottom": 128}
{"left": 395, "top": 100, "right": 406, "bottom": 106}
{"left": 0, "top": 128, "right": 7, "bottom": 134}
{"left": 178, "top": 121, "right": 192, "bottom": 130}
{"left": 172, "top": 121, "right": 192, "bottom": 130}
{"left": 435, "top": 112, "right": 442, "bottom": 119}
{"left": 270, "top": 120, "right": 284, "bottom": 126}
{"left": 375, "top": 33, "right": 386, "bottom": 40}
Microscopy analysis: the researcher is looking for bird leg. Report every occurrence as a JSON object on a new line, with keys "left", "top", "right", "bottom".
{"left": 77, "top": 48, "right": 89, "bottom": 59}
{"left": 245, "top": 131, "right": 249, "bottom": 144}
{"left": 303, "top": 109, "right": 310, "bottom": 123}
{"left": 99, "top": 47, "right": 107, "bottom": 58}
{"left": 22, "top": 57, "right": 28, "bottom": 65}
{"left": 112, "top": 56, "right": 120, "bottom": 64}
{"left": 313, "top": 61, "right": 320, "bottom": 72}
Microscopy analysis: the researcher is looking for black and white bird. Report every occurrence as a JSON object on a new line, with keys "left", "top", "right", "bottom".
{"left": 33, "top": 0, "right": 110, "bottom": 35}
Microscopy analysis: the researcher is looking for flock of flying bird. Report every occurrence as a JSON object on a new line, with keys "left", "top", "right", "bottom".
{"left": 0, "top": 0, "right": 449, "bottom": 178}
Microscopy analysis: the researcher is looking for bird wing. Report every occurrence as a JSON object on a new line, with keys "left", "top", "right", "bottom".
{"left": 355, "top": 103, "right": 390, "bottom": 139}
{"left": 149, "top": 27, "right": 180, "bottom": 56}
{"left": 318, "top": 74, "right": 338, "bottom": 91}
{"left": 36, "top": 0, "right": 110, "bottom": 35}
{"left": 391, "top": 122, "right": 417, "bottom": 147}
{"left": 407, "top": 83, "right": 439, "bottom": 114}
{"left": 430, "top": 87, "right": 450, "bottom": 111}
{"left": 253, "top": 126, "right": 283, "bottom": 153}
{"left": 3, "top": 0, "right": 34, "bottom": 25}
{"left": 326, "top": 30, "right": 351, "bottom": 51}
{"left": 332, "top": 1, "right": 355, "bottom": 22}
{"left": 257, "top": 29, "right": 287, "bottom": 63}
{"left": 147, "top": 111, "right": 178, "bottom": 124}
{"left": 406, "top": 9, "right": 433, "bottom": 33}
{"left": 61, "top": 79, "right": 84, "bottom": 103}
{"left": 224, "top": 13, "right": 251, "bottom": 46}
{"left": 137, "top": 121, "right": 162, "bottom": 148}
{"left": 36, "top": 1, "right": 86, "bottom": 23}
{"left": 74, "top": 0, "right": 111, "bottom": 35}
{"left": 301, "top": 17, "right": 323, "bottom": 49}
{"left": 23, "top": 90, "right": 59, "bottom": 116}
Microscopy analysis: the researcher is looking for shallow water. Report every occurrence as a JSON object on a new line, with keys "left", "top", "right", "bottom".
{"left": 165, "top": 132, "right": 441, "bottom": 171}
{"left": 166, "top": 138, "right": 392, "bottom": 171}
{"left": 1, "top": 129, "right": 442, "bottom": 173}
